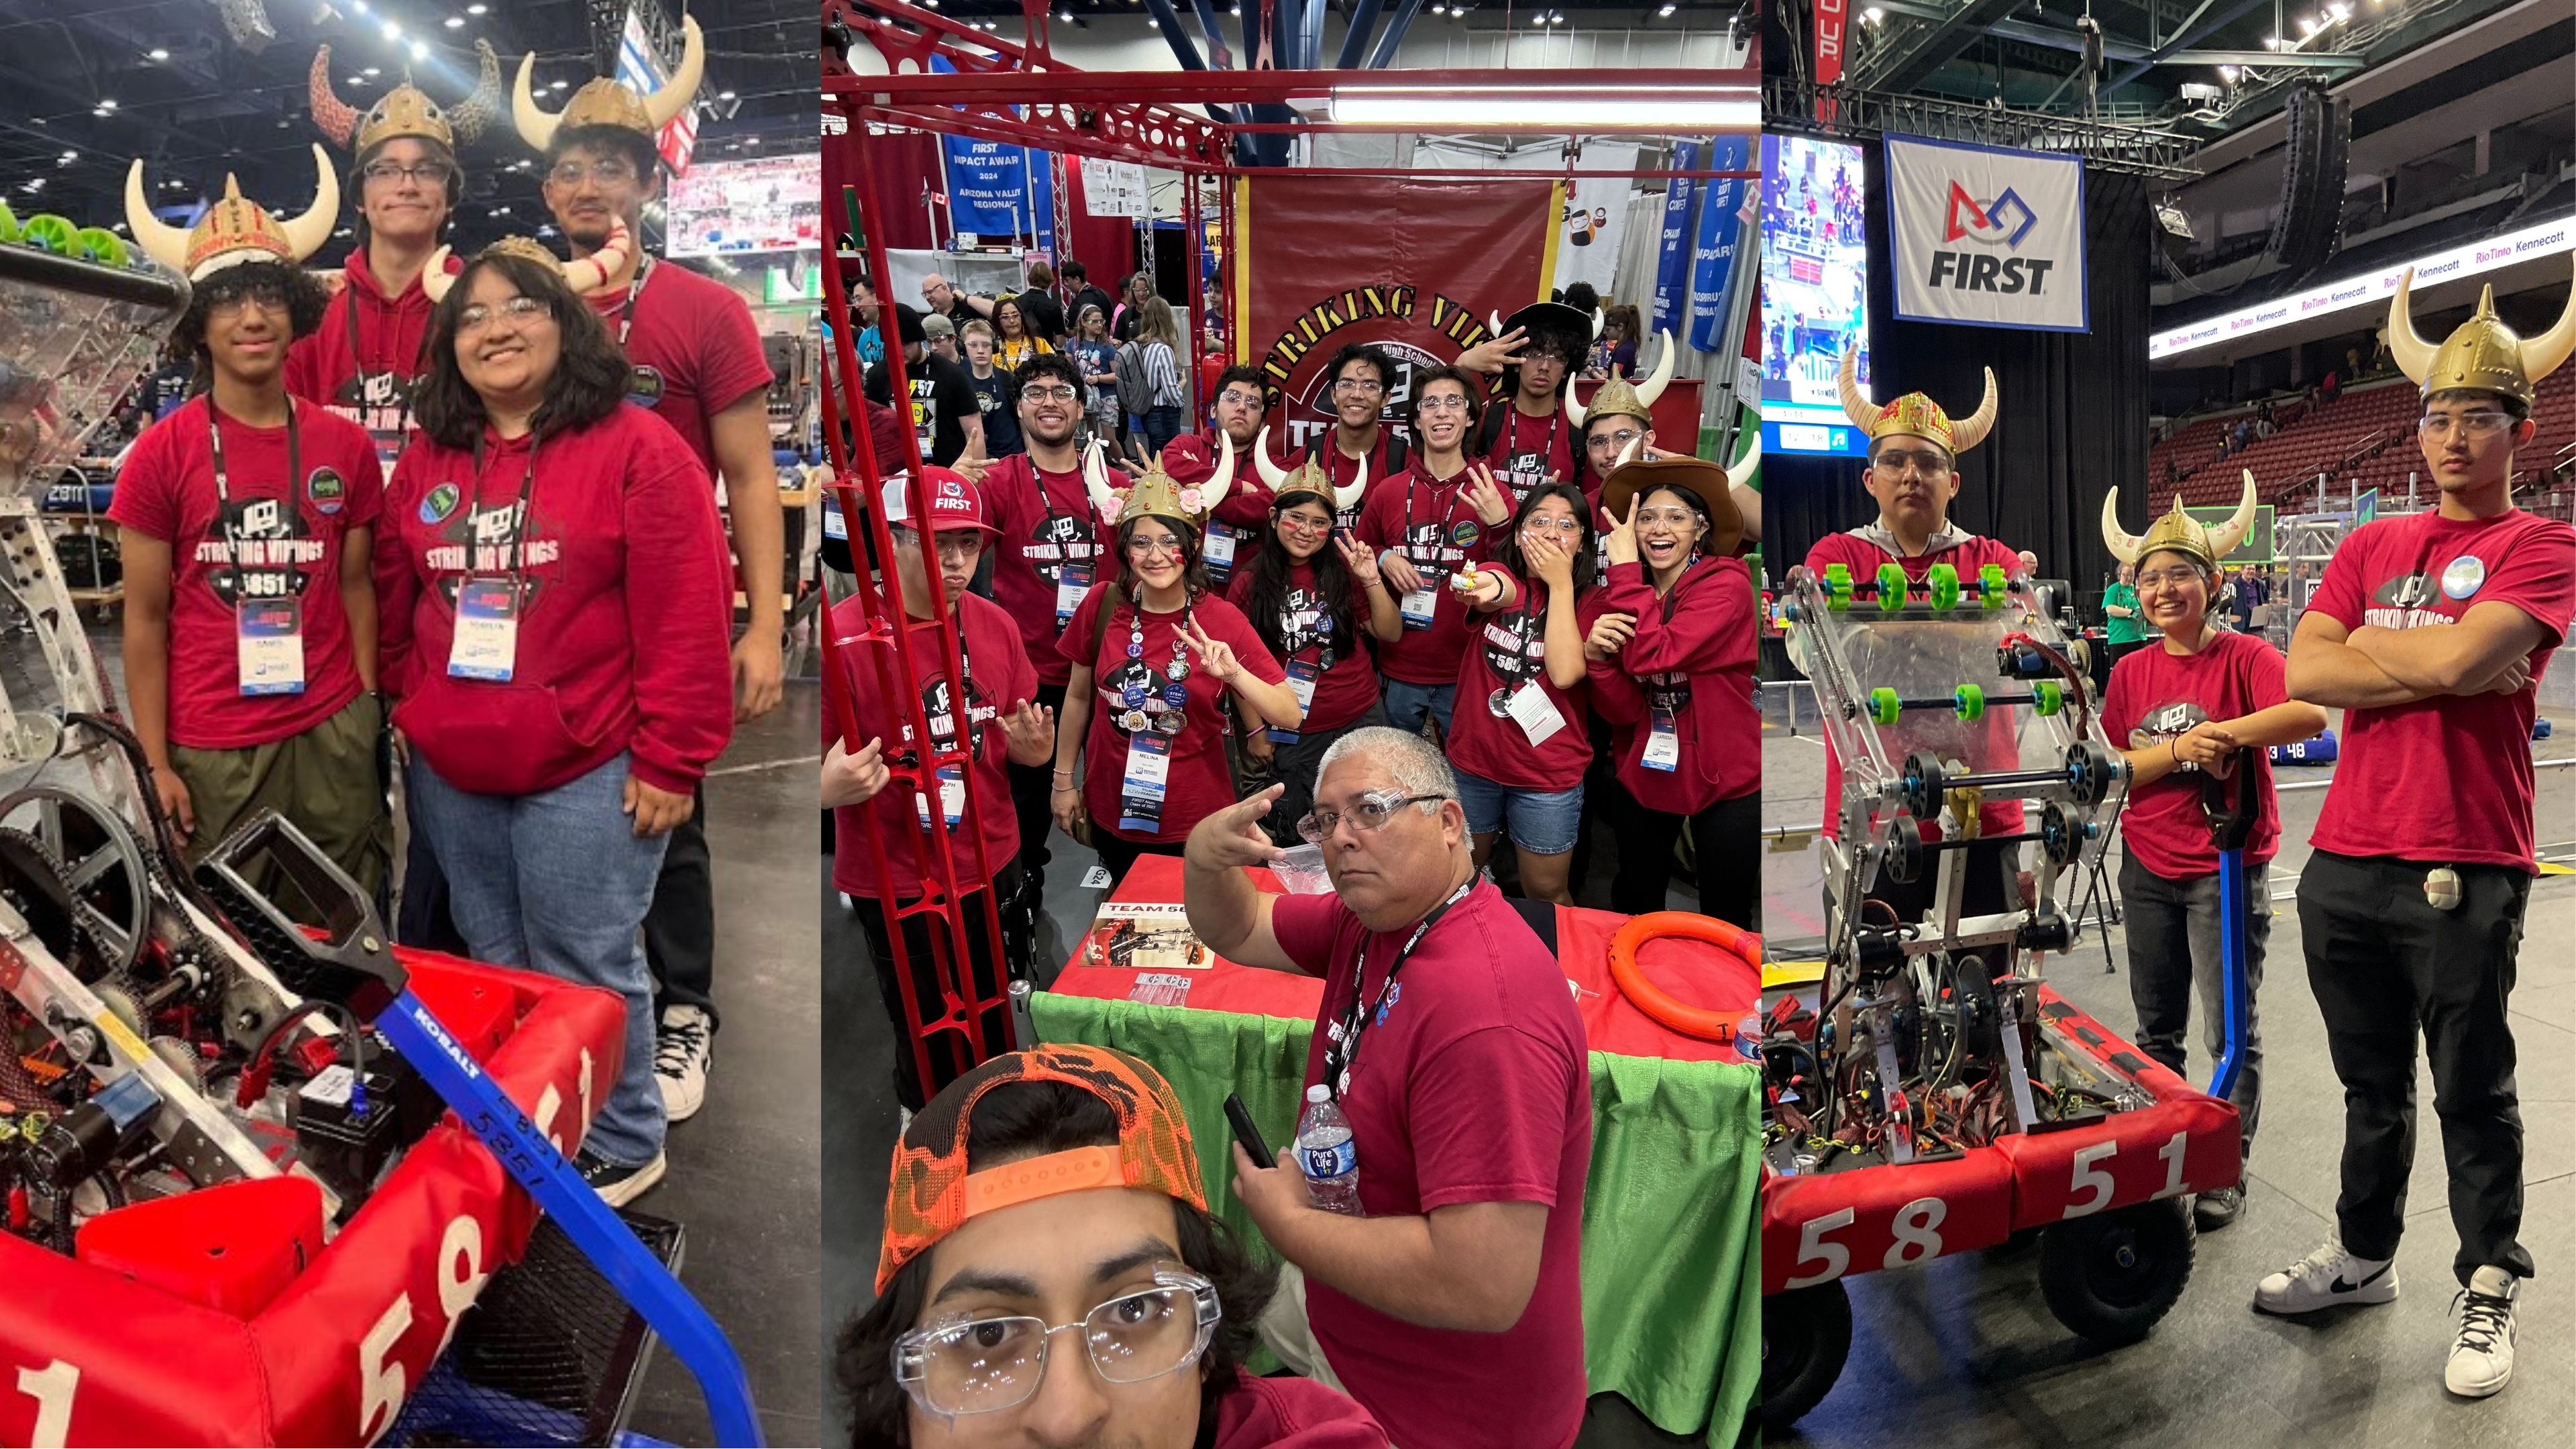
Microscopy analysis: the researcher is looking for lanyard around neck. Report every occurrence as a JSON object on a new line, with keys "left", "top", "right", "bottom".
{"left": 206, "top": 396, "right": 300, "bottom": 604}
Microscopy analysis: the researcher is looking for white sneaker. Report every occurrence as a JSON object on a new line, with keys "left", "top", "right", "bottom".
{"left": 2444, "top": 1266, "right": 2519, "bottom": 1398}
{"left": 2253, "top": 1236, "right": 2399, "bottom": 1315}
{"left": 654, "top": 1006, "right": 713, "bottom": 1122}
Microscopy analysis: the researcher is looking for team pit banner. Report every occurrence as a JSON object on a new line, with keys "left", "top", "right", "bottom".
{"left": 1886, "top": 134, "right": 2088, "bottom": 333}
{"left": 1238, "top": 175, "right": 1557, "bottom": 455}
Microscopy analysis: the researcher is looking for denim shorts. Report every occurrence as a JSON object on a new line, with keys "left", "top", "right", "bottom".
{"left": 1453, "top": 768, "right": 1584, "bottom": 856}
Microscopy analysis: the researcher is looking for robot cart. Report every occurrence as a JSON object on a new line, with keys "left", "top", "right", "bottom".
{"left": 0, "top": 228, "right": 757, "bottom": 1446}
{"left": 1758, "top": 564, "right": 2245, "bottom": 1431}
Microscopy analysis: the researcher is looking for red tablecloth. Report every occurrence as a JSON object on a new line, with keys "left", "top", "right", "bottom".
{"left": 1051, "top": 855, "right": 1759, "bottom": 1063}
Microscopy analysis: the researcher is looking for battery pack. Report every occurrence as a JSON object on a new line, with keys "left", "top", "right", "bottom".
{"left": 289, "top": 1064, "right": 401, "bottom": 1205}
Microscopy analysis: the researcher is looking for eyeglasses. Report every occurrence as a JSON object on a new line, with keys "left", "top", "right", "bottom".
{"left": 362, "top": 160, "right": 453, "bottom": 187}
{"left": 892, "top": 1270, "right": 1221, "bottom": 1417}
{"left": 1522, "top": 517, "right": 1585, "bottom": 537}
{"left": 547, "top": 158, "right": 638, "bottom": 187}
{"left": 1297, "top": 790, "right": 1447, "bottom": 843}
{"left": 1218, "top": 389, "right": 1267, "bottom": 409}
{"left": 1873, "top": 448, "right": 1952, "bottom": 476}
{"left": 1631, "top": 506, "right": 1698, "bottom": 528}
{"left": 1415, "top": 394, "right": 1471, "bottom": 415}
{"left": 2418, "top": 411, "right": 2514, "bottom": 439}
{"left": 1276, "top": 512, "right": 1334, "bottom": 536}
{"left": 207, "top": 293, "right": 290, "bottom": 321}
{"left": 1021, "top": 384, "right": 1079, "bottom": 405}
{"left": 1124, "top": 535, "right": 1185, "bottom": 558}
{"left": 2135, "top": 566, "right": 2202, "bottom": 589}
{"left": 1588, "top": 428, "right": 1644, "bottom": 453}
{"left": 1330, "top": 378, "right": 1386, "bottom": 396}
{"left": 458, "top": 295, "right": 550, "bottom": 333}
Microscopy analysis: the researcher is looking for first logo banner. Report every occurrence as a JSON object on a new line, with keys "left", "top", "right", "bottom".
{"left": 1886, "top": 134, "right": 2089, "bottom": 333}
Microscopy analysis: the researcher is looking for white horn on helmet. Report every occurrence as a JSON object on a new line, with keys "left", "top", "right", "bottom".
{"left": 421, "top": 245, "right": 459, "bottom": 303}
{"left": 123, "top": 160, "right": 191, "bottom": 276}
{"left": 1724, "top": 430, "right": 1761, "bottom": 490}
{"left": 1206, "top": 427, "right": 1236, "bottom": 504}
{"left": 641, "top": 17, "right": 706, "bottom": 133}
{"left": 511, "top": 49, "right": 560, "bottom": 155}
{"left": 1084, "top": 437, "right": 1124, "bottom": 523}
{"left": 278, "top": 145, "right": 341, "bottom": 264}
{"left": 560, "top": 217, "right": 631, "bottom": 294}
{"left": 1253, "top": 425, "right": 1290, "bottom": 492}
{"left": 1333, "top": 450, "right": 1366, "bottom": 516}
{"left": 1837, "top": 346, "right": 1876, "bottom": 430}
{"left": 2206, "top": 470, "right": 2261, "bottom": 557}
{"left": 1638, "top": 329, "right": 1676, "bottom": 405}
{"left": 2098, "top": 487, "right": 2146, "bottom": 567}
{"left": 1591, "top": 309, "right": 1604, "bottom": 339}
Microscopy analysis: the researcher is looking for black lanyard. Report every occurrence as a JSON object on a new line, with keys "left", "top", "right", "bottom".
{"left": 1505, "top": 408, "right": 1562, "bottom": 472}
{"left": 1492, "top": 585, "right": 1545, "bottom": 690}
{"left": 206, "top": 397, "right": 300, "bottom": 604}
{"left": 465, "top": 431, "right": 543, "bottom": 582}
{"left": 1398, "top": 469, "right": 1466, "bottom": 561}
{"left": 612, "top": 256, "right": 655, "bottom": 347}
{"left": 343, "top": 283, "right": 415, "bottom": 438}
{"left": 1322, "top": 877, "right": 1473, "bottom": 1099}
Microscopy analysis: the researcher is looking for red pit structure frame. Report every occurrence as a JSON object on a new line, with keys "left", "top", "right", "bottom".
{"left": 821, "top": 0, "right": 1756, "bottom": 1091}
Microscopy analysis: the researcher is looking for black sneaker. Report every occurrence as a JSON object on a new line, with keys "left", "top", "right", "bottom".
{"left": 577, "top": 1148, "right": 667, "bottom": 1208}
{"left": 2194, "top": 1184, "right": 2246, "bottom": 1232}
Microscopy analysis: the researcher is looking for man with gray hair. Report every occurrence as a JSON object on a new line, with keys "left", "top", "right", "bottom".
{"left": 1183, "top": 728, "right": 1592, "bottom": 1448}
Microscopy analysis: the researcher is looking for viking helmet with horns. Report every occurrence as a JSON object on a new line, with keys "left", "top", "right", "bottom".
{"left": 515, "top": 15, "right": 704, "bottom": 154}
{"left": 125, "top": 146, "right": 339, "bottom": 282}
{"left": 310, "top": 41, "right": 501, "bottom": 154}
{"left": 1566, "top": 330, "right": 1677, "bottom": 429}
{"left": 420, "top": 224, "right": 636, "bottom": 305}
{"left": 1250, "top": 425, "right": 1365, "bottom": 516}
{"left": 1085, "top": 433, "right": 1235, "bottom": 531}
{"left": 1837, "top": 347, "right": 1998, "bottom": 458}
{"left": 2101, "top": 470, "right": 2259, "bottom": 574}
{"left": 2385, "top": 260, "right": 2576, "bottom": 412}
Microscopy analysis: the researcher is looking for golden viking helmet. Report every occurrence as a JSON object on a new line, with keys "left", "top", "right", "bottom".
{"left": 310, "top": 42, "right": 501, "bottom": 154}
{"left": 515, "top": 15, "right": 704, "bottom": 152}
{"left": 1250, "top": 424, "right": 1365, "bottom": 515}
{"left": 2101, "top": 470, "right": 2259, "bottom": 572}
{"left": 1086, "top": 433, "right": 1236, "bottom": 530}
{"left": 124, "top": 146, "right": 339, "bottom": 282}
{"left": 1837, "top": 347, "right": 1998, "bottom": 457}
{"left": 2386, "top": 260, "right": 2576, "bottom": 411}
{"left": 420, "top": 225, "right": 637, "bottom": 303}
{"left": 1565, "top": 330, "right": 1678, "bottom": 429}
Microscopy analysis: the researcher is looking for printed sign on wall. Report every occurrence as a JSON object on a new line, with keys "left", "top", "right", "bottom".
{"left": 1886, "top": 134, "right": 2088, "bottom": 333}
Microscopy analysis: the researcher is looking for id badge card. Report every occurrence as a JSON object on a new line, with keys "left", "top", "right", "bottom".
{"left": 1642, "top": 705, "right": 1682, "bottom": 771}
{"left": 448, "top": 576, "right": 521, "bottom": 682}
{"left": 1399, "top": 564, "right": 1444, "bottom": 631}
{"left": 1203, "top": 524, "right": 1236, "bottom": 583}
{"left": 1118, "top": 731, "right": 1173, "bottom": 834}
{"left": 1055, "top": 558, "right": 1094, "bottom": 624}
{"left": 1267, "top": 658, "right": 1322, "bottom": 744}
{"left": 236, "top": 597, "right": 307, "bottom": 696}
{"left": 913, "top": 763, "right": 967, "bottom": 830}
{"left": 822, "top": 490, "right": 847, "bottom": 541}
{"left": 1507, "top": 678, "right": 1567, "bottom": 746}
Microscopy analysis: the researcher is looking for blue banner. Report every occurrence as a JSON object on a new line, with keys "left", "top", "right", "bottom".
{"left": 1651, "top": 141, "right": 1700, "bottom": 338}
{"left": 1686, "top": 134, "right": 1752, "bottom": 352}
{"left": 932, "top": 58, "right": 1055, "bottom": 246}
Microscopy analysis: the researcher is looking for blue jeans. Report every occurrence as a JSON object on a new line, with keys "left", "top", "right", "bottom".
{"left": 1142, "top": 404, "right": 1185, "bottom": 454}
{"left": 1454, "top": 769, "right": 1584, "bottom": 855}
{"left": 1379, "top": 678, "right": 1456, "bottom": 740}
{"left": 409, "top": 751, "right": 669, "bottom": 1166}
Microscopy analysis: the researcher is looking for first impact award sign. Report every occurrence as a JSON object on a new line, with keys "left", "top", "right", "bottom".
{"left": 1886, "top": 134, "right": 2088, "bottom": 333}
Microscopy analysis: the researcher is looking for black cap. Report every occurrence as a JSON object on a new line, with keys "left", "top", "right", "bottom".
{"left": 890, "top": 302, "right": 925, "bottom": 346}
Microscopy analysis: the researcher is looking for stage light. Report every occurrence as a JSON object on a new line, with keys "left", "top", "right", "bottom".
{"left": 97, "top": 97, "right": 117, "bottom": 109}
{"left": 411, "top": 39, "right": 427, "bottom": 58}
{"left": 147, "top": 47, "right": 168, "bottom": 60}
{"left": 347, "top": 74, "right": 366, "bottom": 85}
{"left": 2328, "top": 1, "right": 2349, "bottom": 17}
{"left": 1330, "top": 86, "right": 1759, "bottom": 131}
{"left": 718, "top": 89, "right": 737, "bottom": 100}
{"left": 382, "top": 19, "right": 400, "bottom": 41}
{"left": 445, "top": 16, "right": 463, "bottom": 28}
{"left": 2298, "top": 15, "right": 2320, "bottom": 34}
{"left": 364, "top": 66, "right": 382, "bottom": 76}
{"left": 2262, "top": 34, "right": 2281, "bottom": 48}
{"left": 467, "top": 3, "right": 487, "bottom": 13}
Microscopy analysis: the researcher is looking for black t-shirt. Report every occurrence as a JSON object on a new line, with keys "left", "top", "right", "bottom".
{"left": 970, "top": 368, "right": 1024, "bottom": 455}
{"left": 1066, "top": 285, "right": 1116, "bottom": 337}
{"left": 1114, "top": 300, "right": 1150, "bottom": 343}
{"left": 1013, "top": 289, "right": 1067, "bottom": 343}
{"left": 873, "top": 353, "right": 979, "bottom": 466}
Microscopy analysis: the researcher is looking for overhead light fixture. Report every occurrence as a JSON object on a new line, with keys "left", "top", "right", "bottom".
{"left": 551, "top": 78, "right": 568, "bottom": 90}
{"left": 718, "top": 89, "right": 737, "bottom": 100}
{"left": 347, "top": 74, "right": 367, "bottom": 85}
{"left": 2218, "top": 64, "right": 2241, "bottom": 82}
{"left": 98, "top": 97, "right": 117, "bottom": 109}
{"left": 468, "top": 2, "right": 488, "bottom": 13}
{"left": 1658, "top": 3, "right": 1676, "bottom": 13}
{"left": 1330, "top": 85, "right": 1759, "bottom": 131}
{"left": 382, "top": 19, "right": 401, "bottom": 41}
{"left": 410, "top": 39, "right": 427, "bottom": 59}
{"left": 364, "top": 66, "right": 382, "bottom": 76}
{"left": 445, "top": 15, "right": 464, "bottom": 28}
{"left": 2298, "top": 15, "right": 2320, "bottom": 34}
{"left": 2262, "top": 34, "right": 2281, "bottom": 48}
{"left": 2328, "top": 1, "right": 2349, "bottom": 17}
{"left": 147, "top": 47, "right": 168, "bottom": 60}
{"left": 1865, "top": 5, "right": 1884, "bottom": 19}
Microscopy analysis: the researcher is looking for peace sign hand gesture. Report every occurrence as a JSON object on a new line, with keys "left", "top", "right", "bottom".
{"left": 1462, "top": 463, "right": 1513, "bottom": 527}
{"left": 1603, "top": 496, "right": 1641, "bottom": 568}
{"left": 1179, "top": 619, "right": 1242, "bottom": 688}
{"left": 1336, "top": 532, "right": 1381, "bottom": 588}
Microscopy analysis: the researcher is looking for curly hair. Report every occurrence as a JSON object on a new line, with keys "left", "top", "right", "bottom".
{"left": 1322, "top": 341, "right": 1396, "bottom": 394}
{"left": 834, "top": 1081, "right": 1275, "bottom": 1448}
{"left": 1015, "top": 350, "right": 1085, "bottom": 406}
{"left": 409, "top": 249, "right": 631, "bottom": 449}
{"left": 171, "top": 260, "right": 331, "bottom": 393}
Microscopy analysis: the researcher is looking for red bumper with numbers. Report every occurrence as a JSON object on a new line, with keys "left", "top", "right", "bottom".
{"left": 0, "top": 951, "right": 625, "bottom": 1448}
{"left": 1759, "top": 985, "right": 2242, "bottom": 1296}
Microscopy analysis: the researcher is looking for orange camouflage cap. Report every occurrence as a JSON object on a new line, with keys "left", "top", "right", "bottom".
{"left": 877, "top": 1043, "right": 1207, "bottom": 1293}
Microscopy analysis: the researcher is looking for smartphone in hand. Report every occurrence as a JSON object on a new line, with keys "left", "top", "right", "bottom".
{"left": 1224, "top": 1091, "right": 1274, "bottom": 1170}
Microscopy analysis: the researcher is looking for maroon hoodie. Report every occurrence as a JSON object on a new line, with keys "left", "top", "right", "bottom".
{"left": 1212, "top": 1368, "right": 1390, "bottom": 1448}
{"left": 284, "top": 247, "right": 458, "bottom": 447}
{"left": 374, "top": 404, "right": 733, "bottom": 797}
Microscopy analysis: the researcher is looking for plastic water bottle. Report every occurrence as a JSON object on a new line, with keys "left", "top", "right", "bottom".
{"left": 1733, "top": 1013, "right": 1765, "bottom": 1067}
{"left": 1294, "top": 1084, "right": 1362, "bottom": 1215}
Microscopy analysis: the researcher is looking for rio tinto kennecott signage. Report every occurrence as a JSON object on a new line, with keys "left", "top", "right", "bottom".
{"left": 2149, "top": 217, "right": 2575, "bottom": 360}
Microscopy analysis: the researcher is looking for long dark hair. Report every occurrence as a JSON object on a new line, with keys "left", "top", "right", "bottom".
{"left": 1493, "top": 480, "right": 1597, "bottom": 603}
{"left": 1113, "top": 513, "right": 1212, "bottom": 601}
{"left": 833, "top": 1081, "right": 1275, "bottom": 1448}
{"left": 410, "top": 250, "right": 630, "bottom": 449}
{"left": 1240, "top": 492, "right": 1362, "bottom": 662}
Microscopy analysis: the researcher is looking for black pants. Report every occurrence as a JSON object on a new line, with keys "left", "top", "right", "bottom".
{"left": 1607, "top": 781, "right": 1762, "bottom": 932}
{"left": 645, "top": 782, "right": 717, "bottom": 1030}
{"left": 851, "top": 860, "right": 1026, "bottom": 1112}
{"left": 2298, "top": 849, "right": 2534, "bottom": 1285}
{"left": 1091, "top": 831, "right": 1184, "bottom": 890}
{"left": 1005, "top": 681, "right": 1070, "bottom": 908}
{"left": 2119, "top": 851, "right": 2267, "bottom": 1155}
{"left": 395, "top": 804, "right": 469, "bottom": 954}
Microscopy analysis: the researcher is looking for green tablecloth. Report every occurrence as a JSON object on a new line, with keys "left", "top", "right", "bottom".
{"left": 1031, "top": 991, "right": 1760, "bottom": 1446}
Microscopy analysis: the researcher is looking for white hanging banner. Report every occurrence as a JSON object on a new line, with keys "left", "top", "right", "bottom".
{"left": 1885, "top": 133, "right": 2088, "bottom": 333}
{"left": 1552, "top": 146, "right": 1639, "bottom": 299}
{"left": 1081, "top": 157, "right": 1152, "bottom": 219}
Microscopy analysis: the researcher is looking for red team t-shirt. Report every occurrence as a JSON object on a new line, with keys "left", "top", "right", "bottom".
{"left": 1057, "top": 587, "right": 1284, "bottom": 843}
{"left": 1351, "top": 467, "right": 1494, "bottom": 686}
{"left": 1270, "top": 880, "right": 1591, "bottom": 1449}
{"left": 586, "top": 258, "right": 773, "bottom": 479}
{"left": 1585, "top": 558, "right": 1760, "bottom": 814}
{"left": 1225, "top": 559, "right": 1381, "bottom": 734}
{"left": 1485, "top": 402, "right": 1579, "bottom": 506}
{"left": 1803, "top": 530, "right": 2031, "bottom": 839}
{"left": 2302, "top": 508, "right": 2575, "bottom": 870}
{"left": 981, "top": 452, "right": 1116, "bottom": 688}
{"left": 1442, "top": 564, "right": 1610, "bottom": 792}
{"left": 2102, "top": 629, "right": 2290, "bottom": 877}
{"left": 108, "top": 396, "right": 385, "bottom": 749}
{"left": 1286, "top": 431, "right": 1403, "bottom": 525}
{"left": 282, "top": 247, "right": 457, "bottom": 466}
{"left": 824, "top": 592, "right": 1036, "bottom": 900}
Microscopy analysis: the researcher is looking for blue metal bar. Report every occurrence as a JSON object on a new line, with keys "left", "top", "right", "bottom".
{"left": 1190, "top": 0, "right": 1236, "bottom": 68}
{"left": 2208, "top": 847, "right": 2250, "bottom": 1104}
{"left": 1302, "top": 0, "right": 1326, "bottom": 68}
{"left": 1334, "top": 0, "right": 1385, "bottom": 68}
{"left": 377, "top": 991, "right": 765, "bottom": 1447}
{"left": 1146, "top": 0, "right": 1212, "bottom": 71}
{"left": 1363, "top": 0, "right": 1426, "bottom": 68}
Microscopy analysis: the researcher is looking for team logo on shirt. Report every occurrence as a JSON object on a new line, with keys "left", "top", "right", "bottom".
{"left": 335, "top": 370, "right": 415, "bottom": 436}
{"left": 2440, "top": 555, "right": 2486, "bottom": 600}
{"left": 2365, "top": 572, "right": 2458, "bottom": 630}
{"left": 1402, "top": 519, "right": 1461, "bottom": 566}
{"left": 1026, "top": 513, "right": 1097, "bottom": 576}
{"left": 626, "top": 364, "right": 665, "bottom": 409}
{"left": 1480, "top": 610, "right": 1544, "bottom": 676}
{"left": 1277, "top": 586, "right": 1328, "bottom": 656}
{"left": 195, "top": 495, "right": 325, "bottom": 604}
{"left": 307, "top": 467, "right": 346, "bottom": 516}
{"left": 2129, "top": 700, "right": 2211, "bottom": 752}
{"left": 422, "top": 498, "right": 562, "bottom": 608}
{"left": 896, "top": 672, "right": 992, "bottom": 763}
{"left": 420, "top": 482, "right": 461, "bottom": 525}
